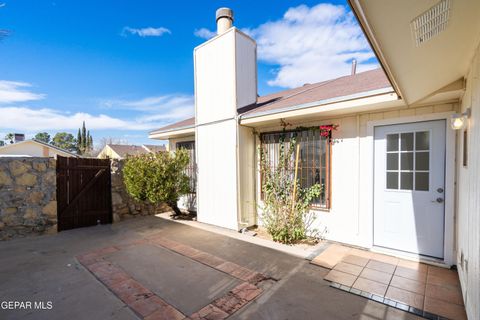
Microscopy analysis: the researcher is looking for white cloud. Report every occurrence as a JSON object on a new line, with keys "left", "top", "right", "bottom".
{"left": 0, "top": 106, "right": 151, "bottom": 131}
{"left": 194, "top": 3, "right": 378, "bottom": 88}
{"left": 194, "top": 28, "right": 216, "bottom": 40}
{"left": 121, "top": 26, "right": 171, "bottom": 37}
{"left": 102, "top": 94, "right": 193, "bottom": 113}
{"left": 0, "top": 81, "right": 46, "bottom": 104}
{"left": 248, "top": 3, "right": 378, "bottom": 88}
{"left": 0, "top": 94, "right": 194, "bottom": 132}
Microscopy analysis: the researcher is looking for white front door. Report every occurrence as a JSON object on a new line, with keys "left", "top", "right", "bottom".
{"left": 374, "top": 120, "right": 446, "bottom": 259}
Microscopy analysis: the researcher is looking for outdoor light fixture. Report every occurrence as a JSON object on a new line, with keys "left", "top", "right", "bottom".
{"left": 451, "top": 108, "right": 471, "bottom": 130}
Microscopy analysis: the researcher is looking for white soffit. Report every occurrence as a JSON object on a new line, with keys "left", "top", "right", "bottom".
{"left": 351, "top": 0, "right": 480, "bottom": 104}
{"left": 411, "top": 0, "right": 451, "bottom": 47}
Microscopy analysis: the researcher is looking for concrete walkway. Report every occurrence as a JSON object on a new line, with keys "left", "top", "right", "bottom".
{"left": 0, "top": 216, "right": 421, "bottom": 319}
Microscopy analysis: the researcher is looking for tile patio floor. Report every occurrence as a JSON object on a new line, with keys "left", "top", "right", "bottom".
{"left": 312, "top": 244, "right": 467, "bottom": 320}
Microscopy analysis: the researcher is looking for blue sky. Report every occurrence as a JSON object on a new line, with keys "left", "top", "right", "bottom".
{"left": 0, "top": 0, "right": 377, "bottom": 147}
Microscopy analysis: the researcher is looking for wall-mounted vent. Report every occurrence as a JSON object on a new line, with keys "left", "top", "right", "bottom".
{"left": 411, "top": 0, "right": 451, "bottom": 47}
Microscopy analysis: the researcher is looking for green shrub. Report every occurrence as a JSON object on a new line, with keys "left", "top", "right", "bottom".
{"left": 259, "top": 137, "right": 322, "bottom": 244}
{"left": 123, "top": 149, "right": 190, "bottom": 215}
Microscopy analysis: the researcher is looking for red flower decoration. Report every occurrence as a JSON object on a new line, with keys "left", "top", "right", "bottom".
{"left": 319, "top": 125, "right": 339, "bottom": 142}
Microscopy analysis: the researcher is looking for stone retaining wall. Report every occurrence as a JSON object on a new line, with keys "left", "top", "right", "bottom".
{"left": 0, "top": 158, "right": 57, "bottom": 240}
{"left": 110, "top": 159, "right": 170, "bottom": 221}
{"left": 0, "top": 157, "right": 169, "bottom": 240}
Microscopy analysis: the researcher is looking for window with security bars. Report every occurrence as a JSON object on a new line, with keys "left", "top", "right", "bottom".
{"left": 260, "top": 128, "right": 331, "bottom": 209}
{"left": 176, "top": 141, "right": 196, "bottom": 193}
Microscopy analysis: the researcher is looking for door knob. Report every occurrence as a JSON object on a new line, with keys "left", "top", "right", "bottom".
{"left": 435, "top": 198, "right": 444, "bottom": 203}
{"left": 437, "top": 188, "right": 444, "bottom": 193}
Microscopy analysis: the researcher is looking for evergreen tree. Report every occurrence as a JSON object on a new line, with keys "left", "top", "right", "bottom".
{"left": 35, "top": 132, "right": 51, "bottom": 143}
{"left": 75, "top": 122, "right": 94, "bottom": 155}
{"left": 81, "top": 121, "right": 87, "bottom": 151}
{"left": 88, "top": 135, "right": 93, "bottom": 150}
{"left": 52, "top": 132, "right": 76, "bottom": 151}
{"left": 4, "top": 133, "right": 14, "bottom": 144}
{"left": 86, "top": 130, "right": 91, "bottom": 151}
{"left": 77, "top": 129, "right": 82, "bottom": 153}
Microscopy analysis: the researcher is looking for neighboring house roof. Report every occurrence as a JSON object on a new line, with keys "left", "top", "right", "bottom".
{"left": 107, "top": 144, "right": 149, "bottom": 158}
{"left": 105, "top": 144, "right": 166, "bottom": 158}
{"left": 143, "top": 144, "right": 166, "bottom": 153}
{"left": 0, "top": 139, "right": 79, "bottom": 157}
{"left": 150, "top": 68, "right": 392, "bottom": 134}
{"left": 31, "top": 139, "right": 79, "bottom": 157}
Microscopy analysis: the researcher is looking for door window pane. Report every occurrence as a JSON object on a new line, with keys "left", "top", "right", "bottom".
{"left": 401, "top": 152, "right": 414, "bottom": 170}
{"left": 401, "top": 133, "right": 414, "bottom": 151}
{"left": 415, "top": 152, "right": 429, "bottom": 171}
{"left": 387, "top": 153, "right": 399, "bottom": 170}
{"left": 387, "top": 172, "right": 398, "bottom": 189}
{"left": 387, "top": 134, "right": 399, "bottom": 151}
{"left": 415, "top": 172, "right": 429, "bottom": 191}
{"left": 401, "top": 172, "right": 413, "bottom": 190}
{"left": 415, "top": 131, "right": 430, "bottom": 150}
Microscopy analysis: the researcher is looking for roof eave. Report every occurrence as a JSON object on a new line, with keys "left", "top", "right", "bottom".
{"left": 149, "top": 125, "right": 195, "bottom": 140}
{"left": 239, "top": 87, "right": 396, "bottom": 121}
{"left": 347, "top": 0, "right": 404, "bottom": 101}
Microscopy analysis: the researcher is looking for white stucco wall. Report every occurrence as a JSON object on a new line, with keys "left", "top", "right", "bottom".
{"left": 195, "top": 30, "right": 237, "bottom": 126}
{"left": 196, "top": 120, "right": 238, "bottom": 229}
{"left": 456, "top": 43, "right": 480, "bottom": 320}
{"left": 255, "top": 103, "right": 457, "bottom": 258}
{"left": 194, "top": 28, "right": 257, "bottom": 230}
{"left": 234, "top": 31, "right": 257, "bottom": 109}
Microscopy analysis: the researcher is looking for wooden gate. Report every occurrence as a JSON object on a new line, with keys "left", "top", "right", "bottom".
{"left": 56, "top": 156, "right": 112, "bottom": 231}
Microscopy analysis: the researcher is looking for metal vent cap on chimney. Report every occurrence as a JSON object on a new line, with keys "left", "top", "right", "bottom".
{"left": 216, "top": 8, "right": 234, "bottom": 34}
{"left": 216, "top": 8, "right": 234, "bottom": 22}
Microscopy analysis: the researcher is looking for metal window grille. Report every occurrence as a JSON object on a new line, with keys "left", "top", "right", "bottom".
{"left": 260, "top": 127, "right": 331, "bottom": 209}
{"left": 176, "top": 141, "right": 196, "bottom": 193}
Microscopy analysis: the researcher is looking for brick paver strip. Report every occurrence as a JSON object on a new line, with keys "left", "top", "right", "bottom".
{"left": 213, "top": 292, "right": 247, "bottom": 314}
{"left": 77, "top": 238, "right": 270, "bottom": 319}
{"left": 116, "top": 238, "right": 150, "bottom": 249}
{"left": 231, "top": 282, "right": 263, "bottom": 301}
{"left": 173, "top": 244, "right": 203, "bottom": 258}
{"left": 144, "top": 305, "right": 186, "bottom": 320}
{"left": 130, "top": 295, "right": 172, "bottom": 318}
{"left": 109, "top": 278, "right": 155, "bottom": 305}
{"left": 190, "top": 304, "right": 229, "bottom": 320}
{"left": 148, "top": 237, "right": 270, "bottom": 285}
{"left": 191, "top": 252, "right": 226, "bottom": 268}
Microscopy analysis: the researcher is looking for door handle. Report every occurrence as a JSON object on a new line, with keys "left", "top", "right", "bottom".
{"left": 432, "top": 198, "right": 444, "bottom": 203}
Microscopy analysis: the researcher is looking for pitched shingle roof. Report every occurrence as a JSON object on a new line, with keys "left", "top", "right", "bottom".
{"left": 143, "top": 144, "right": 166, "bottom": 153}
{"left": 151, "top": 117, "right": 195, "bottom": 134}
{"left": 150, "top": 68, "right": 392, "bottom": 133}
{"left": 108, "top": 144, "right": 166, "bottom": 158}
{"left": 108, "top": 144, "right": 149, "bottom": 158}
{"left": 240, "top": 68, "right": 391, "bottom": 117}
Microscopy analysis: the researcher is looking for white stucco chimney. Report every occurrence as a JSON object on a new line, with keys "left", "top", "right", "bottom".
{"left": 216, "top": 7, "right": 234, "bottom": 35}
{"left": 194, "top": 8, "right": 257, "bottom": 231}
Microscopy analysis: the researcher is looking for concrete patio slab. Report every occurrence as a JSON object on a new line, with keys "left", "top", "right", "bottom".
{"left": 106, "top": 243, "right": 240, "bottom": 315}
{"left": 0, "top": 216, "right": 427, "bottom": 319}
